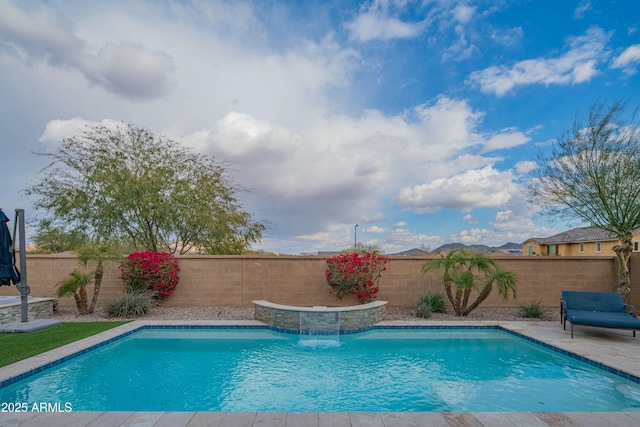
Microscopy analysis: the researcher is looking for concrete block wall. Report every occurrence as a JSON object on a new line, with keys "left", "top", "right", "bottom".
{"left": 0, "top": 254, "right": 622, "bottom": 309}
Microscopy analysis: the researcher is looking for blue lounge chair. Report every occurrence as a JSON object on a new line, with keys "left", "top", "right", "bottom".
{"left": 561, "top": 291, "right": 640, "bottom": 338}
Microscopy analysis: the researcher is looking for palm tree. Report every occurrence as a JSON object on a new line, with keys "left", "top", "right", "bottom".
{"left": 77, "top": 243, "right": 121, "bottom": 314}
{"left": 423, "top": 249, "right": 518, "bottom": 316}
{"left": 56, "top": 271, "right": 92, "bottom": 315}
{"left": 56, "top": 242, "right": 122, "bottom": 315}
{"left": 422, "top": 249, "right": 466, "bottom": 315}
{"left": 461, "top": 268, "right": 517, "bottom": 316}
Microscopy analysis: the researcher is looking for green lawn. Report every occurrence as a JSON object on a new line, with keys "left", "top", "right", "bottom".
{"left": 0, "top": 322, "right": 129, "bottom": 368}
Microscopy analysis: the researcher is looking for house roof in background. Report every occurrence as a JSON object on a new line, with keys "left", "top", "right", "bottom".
{"left": 524, "top": 226, "right": 618, "bottom": 245}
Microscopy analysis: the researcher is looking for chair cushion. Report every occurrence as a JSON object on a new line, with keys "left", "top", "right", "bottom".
{"left": 566, "top": 310, "right": 640, "bottom": 329}
{"left": 562, "top": 291, "right": 627, "bottom": 313}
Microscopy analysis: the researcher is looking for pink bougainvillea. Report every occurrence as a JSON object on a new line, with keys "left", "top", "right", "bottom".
{"left": 325, "top": 251, "right": 390, "bottom": 303}
{"left": 120, "top": 252, "right": 180, "bottom": 299}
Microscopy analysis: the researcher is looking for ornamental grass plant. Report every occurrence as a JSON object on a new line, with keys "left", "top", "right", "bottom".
{"left": 519, "top": 300, "right": 546, "bottom": 319}
{"left": 103, "top": 290, "right": 158, "bottom": 318}
{"left": 416, "top": 292, "right": 448, "bottom": 319}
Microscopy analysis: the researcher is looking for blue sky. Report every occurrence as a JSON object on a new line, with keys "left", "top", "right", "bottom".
{"left": 1, "top": 0, "right": 639, "bottom": 254}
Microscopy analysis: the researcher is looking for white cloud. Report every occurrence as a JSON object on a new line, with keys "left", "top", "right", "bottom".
{"left": 442, "top": 26, "right": 477, "bottom": 61}
{"left": 490, "top": 27, "right": 523, "bottom": 46}
{"left": 395, "top": 165, "right": 520, "bottom": 213}
{"left": 453, "top": 5, "right": 476, "bottom": 24}
{"left": 515, "top": 160, "right": 537, "bottom": 175}
{"left": 345, "top": 0, "right": 428, "bottom": 42}
{"left": 393, "top": 221, "right": 407, "bottom": 228}
{"left": 612, "top": 44, "right": 640, "bottom": 74}
{"left": 482, "top": 131, "right": 530, "bottom": 152}
{"left": 39, "top": 118, "right": 128, "bottom": 145}
{"left": 189, "top": 111, "right": 300, "bottom": 161}
{"left": 440, "top": 4, "right": 480, "bottom": 62}
{"left": 468, "top": 27, "right": 610, "bottom": 96}
{"left": 363, "top": 225, "right": 388, "bottom": 234}
{"left": 382, "top": 227, "right": 444, "bottom": 252}
{"left": 492, "top": 210, "right": 524, "bottom": 231}
{"left": 179, "top": 96, "right": 488, "bottom": 234}
{"left": 450, "top": 228, "right": 490, "bottom": 244}
{"left": 490, "top": 210, "right": 556, "bottom": 241}
{"left": 141, "top": 93, "right": 493, "bottom": 247}
{"left": 80, "top": 42, "right": 175, "bottom": 99}
{"left": 0, "top": 0, "right": 175, "bottom": 100}
{"left": 449, "top": 210, "right": 555, "bottom": 246}
{"left": 0, "top": 0, "right": 84, "bottom": 64}
{"left": 39, "top": 118, "right": 95, "bottom": 144}
{"left": 462, "top": 214, "right": 479, "bottom": 224}
{"left": 573, "top": 1, "right": 592, "bottom": 19}
{"left": 346, "top": 13, "right": 426, "bottom": 42}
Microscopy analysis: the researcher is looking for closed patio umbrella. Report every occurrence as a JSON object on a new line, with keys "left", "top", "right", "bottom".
{"left": 0, "top": 209, "right": 20, "bottom": 287}
{"left": 0, "top": 209, "right": 62, "bottom": 331}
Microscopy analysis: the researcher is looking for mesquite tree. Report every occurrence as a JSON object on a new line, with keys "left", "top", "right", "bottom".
{"left": 527, "top": 100, "right": 640, "bottom": 300}
{"left": 25, "top": 122, "right": 264, "bottom": 254}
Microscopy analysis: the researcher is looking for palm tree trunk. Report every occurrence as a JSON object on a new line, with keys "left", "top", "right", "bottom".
{"left": 73, "top": 293, "right": 82, "bottom": 314}
{"left": 89, "top": 262, "right": 104, "bottom": 314}
{"left": 462, "top": 284, "right": 493, "bottom": 316}
{"left": 444, "top": 282, "right": 455, "bottom": 307}
{"left": 78, "top": 287, "right": 88, "bottom": 315}
{"left": 453, "top": 289, "right": 463, "bottom": 316}
{"left": 461, "top": 289, "right": 471, "bottom": 314}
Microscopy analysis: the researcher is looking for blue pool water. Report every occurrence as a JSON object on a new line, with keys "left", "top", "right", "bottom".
{"left": 2, "top": 327, "right": 640, "bottom": 412}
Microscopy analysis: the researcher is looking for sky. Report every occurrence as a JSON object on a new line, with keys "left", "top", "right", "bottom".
{"left": 1, "top": 0, "right": 639, "bottom": 255}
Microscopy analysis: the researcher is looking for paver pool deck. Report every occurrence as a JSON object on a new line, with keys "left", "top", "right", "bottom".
{"left": 1, "top": 319, "right": 640, "bottom": 427}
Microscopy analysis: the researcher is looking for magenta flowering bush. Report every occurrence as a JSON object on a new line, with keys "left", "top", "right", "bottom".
{"left": 120, "top": 252, "right": 180, "bottom": 299}
{"left": 325, "top": 251, "right": 390, "bottom": 303}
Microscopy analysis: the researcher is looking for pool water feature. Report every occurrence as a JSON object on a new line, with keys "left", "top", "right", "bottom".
{"left": 2, "top": 326, "right": 640, "bottom": 412}
{"left": 299, "top": 310, "right": 340, "bottom": 346}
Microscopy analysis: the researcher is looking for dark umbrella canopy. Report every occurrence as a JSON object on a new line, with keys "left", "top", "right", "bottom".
{"left": 0, "top": 210, "right": 20, "bottom": 286}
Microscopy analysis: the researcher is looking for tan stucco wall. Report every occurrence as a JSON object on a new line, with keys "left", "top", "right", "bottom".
{"left": 523, "top": 241, "right": 618, "bottom": 256}
{"left": 0, "top": 254, "right": 623, "bottom": 309}
{"left": 563, "top": 241, "right": 618, "bottom": 256}
{"left": 523, "top": 242, "right": 541, "bottom": 256}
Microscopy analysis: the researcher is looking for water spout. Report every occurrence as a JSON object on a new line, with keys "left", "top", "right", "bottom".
{"left": 299, "top": 310, "right": 341, "bottom": 347}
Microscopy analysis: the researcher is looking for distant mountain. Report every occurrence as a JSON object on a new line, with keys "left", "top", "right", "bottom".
{"left": 432, "top": 243, "right": 491, "bottom": 253}
{"left": 391, "top": 242, "right": 522, "bottom": 256}
{"left": 391, "top": 248, "right": 431, "bottom": 256}
{"left": 497, "top": 242, "right": 522, "bottom": 250}
{"left": 431, "top": 242, "right": 522, "bottom": 254}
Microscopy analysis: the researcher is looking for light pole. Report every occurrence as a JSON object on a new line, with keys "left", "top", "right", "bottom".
{"left": 354, "top": 224, "right": 358, "bottom": 250}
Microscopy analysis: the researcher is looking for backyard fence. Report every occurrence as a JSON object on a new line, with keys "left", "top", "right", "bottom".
{"left": 0, "top": 253, "right": 626, "bottom": 309}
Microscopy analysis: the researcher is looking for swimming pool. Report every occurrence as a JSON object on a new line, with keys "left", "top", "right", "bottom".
{"left": 2, "top": 326, "right": 640, "bottom": 412}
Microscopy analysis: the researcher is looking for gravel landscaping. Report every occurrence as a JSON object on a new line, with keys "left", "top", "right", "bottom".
{"left": 52, "top": 305, "right": 561, "bottom": 322}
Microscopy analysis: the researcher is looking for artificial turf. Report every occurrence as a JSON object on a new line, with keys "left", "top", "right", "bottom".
{"left": 0, "top": 321, "right": 129, "bottom": 368}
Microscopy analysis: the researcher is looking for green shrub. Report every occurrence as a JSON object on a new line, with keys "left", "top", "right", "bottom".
{"left": 416, "top": 302, "right": 433, "bottom": 319}
{"left": 416, "top": 292, "right": 448, "bottom": 319}
{"left": 519, "top": 300, "right": 545, "bottom": 319}
{"left": 419, "top": 292, "right": 448, "bottom": 312}
{"left": 103, "top": 291, "right": 158, "bottom": 318}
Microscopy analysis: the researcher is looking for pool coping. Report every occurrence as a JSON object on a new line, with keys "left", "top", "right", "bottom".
{"left": 253, "top": 299, "right": 387, "bottom": 312}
